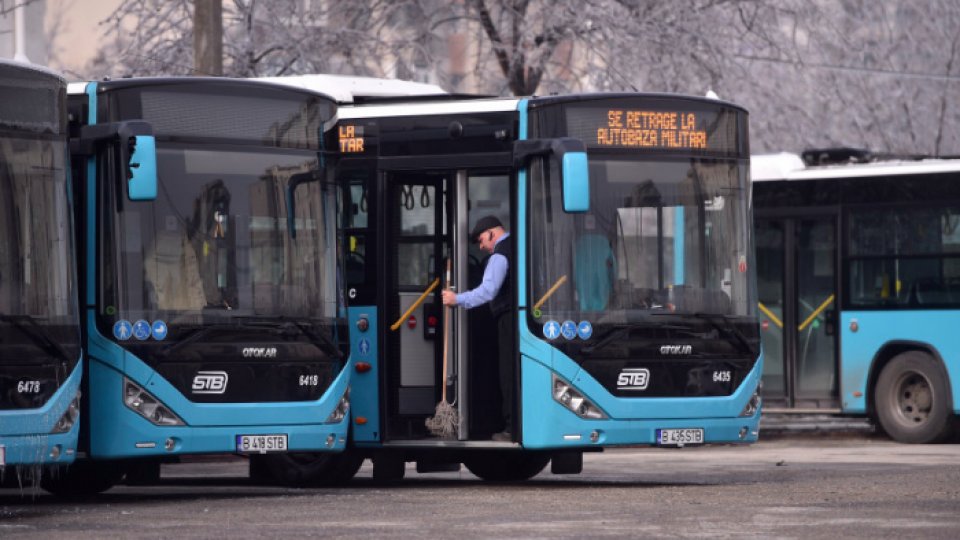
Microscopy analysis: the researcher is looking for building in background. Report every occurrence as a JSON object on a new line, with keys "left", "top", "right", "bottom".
{"left": 0, "top": 0, "right": 47, "bottom": 65}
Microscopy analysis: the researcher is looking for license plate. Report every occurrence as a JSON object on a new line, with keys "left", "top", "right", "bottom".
{"left": 236, "top": 434, "right": 288, "bottom": 453}
{"left": 657, "top": 428, "right": 704, "bottom": 446}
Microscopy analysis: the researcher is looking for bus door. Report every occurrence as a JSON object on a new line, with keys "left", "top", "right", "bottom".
{"left": 381, "top": 169, "right": 511, "bottom": 442}
{"left": 383, "top": 172, "right": 450, "bottom": 440}
{"left": 755, "top": 215, "right": 840, "bottom": 410}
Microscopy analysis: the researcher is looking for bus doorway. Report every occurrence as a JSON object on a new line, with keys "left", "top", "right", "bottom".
{"left": 756, "top": 215, "right": 840, "bottom": 410}
{"left": 381, "top": 169, "right": 511, "bottom": 442}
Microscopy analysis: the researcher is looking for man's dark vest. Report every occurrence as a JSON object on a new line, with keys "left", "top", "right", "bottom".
{"left": 489, "top": 234, "right": 512, "bottom": 318}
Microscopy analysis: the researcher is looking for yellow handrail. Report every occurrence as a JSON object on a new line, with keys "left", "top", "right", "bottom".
{"left": 798, "top": 294, "right": 835, "bottom": 331}
{"left": 390, "top": 278, "right": 441, "bottom": 331}
{"left": 532, "top": 275, "right": 568, "bottom": 316}
{"left": 757, "top": 302, "right": 783, "bottom": 329}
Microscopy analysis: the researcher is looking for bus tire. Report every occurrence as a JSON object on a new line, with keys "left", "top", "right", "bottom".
{"left": 464, "top": 452, "right": 549, "bottom": 482}
{"left": 874, "top": 351, "right": 956, "bottom": 443}
{"left": 249, "top": 452, "right": 363, "bottom": 487}
{"left": 40, "top": 460, "right": 124, "bottom": 497}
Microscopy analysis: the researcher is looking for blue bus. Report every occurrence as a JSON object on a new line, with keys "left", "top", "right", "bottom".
{"left": 754, "top": 150, "right": 960, "bottom": 443}
{"left": 40, "top": 77, "right": 352, "bottom": 494}
{"left": 0, "top": 61, "right": 81, "bottom": 478}
{"left": 329, "top": 91, "right": 762, "bottom": 480}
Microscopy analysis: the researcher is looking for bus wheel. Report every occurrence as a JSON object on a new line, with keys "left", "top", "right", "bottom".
{"left": 249, "top": 452, "right": 363, "bottom": 487}
{"left": 874, "top": 351, "right": 956, "bottom": 443}
{"left": 41, "top": 460, "right": 124, "bottom": 497}
{"left": 464, "top": 452, "right": 549, "bottom": 482}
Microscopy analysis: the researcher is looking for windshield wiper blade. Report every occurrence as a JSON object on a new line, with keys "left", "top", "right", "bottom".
{"left": 278, "top": 318, "right": 343, "bottom": 359}
{"left": 158, "top": 321, "right": 285, "bottom": 357}
{"left": 582, "top": 326, "right": 631, "bottom": 355}
{"left": 689, "top": 312, "right": 753, "bottom": 354}
{"left": 0, "top": 314, "right": 75, "bottom": 364}
{"left": 236, "top": 316, "right": 344, "bottom": 359}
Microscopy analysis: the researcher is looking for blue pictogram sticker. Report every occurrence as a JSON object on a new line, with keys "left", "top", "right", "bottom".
{"left": 132, "top": 320, "right": 151, "bottom": 341}
{"left": 358, "top": 337, "right": 371, "bottom": 356}
{"left": 561, "top": 320, "right": 577, "bottom": 340}
{"left": 542, "top": 320, "right": 561, "bottom": 340}
{"left": 113, "top": 320, "right": 133, "bottom": 341}
{"left": 151, "top": 320, "right": 168, "bottom": 341}
{"left": 577, "top": 320, "right": 593, "bottom": 340}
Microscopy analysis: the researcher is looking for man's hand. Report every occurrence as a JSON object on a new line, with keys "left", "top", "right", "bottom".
{"left": 442, "top": 289, "right": 457, "bottom": 306}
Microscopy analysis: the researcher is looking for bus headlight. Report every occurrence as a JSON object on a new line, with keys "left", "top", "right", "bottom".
{"left": 325, "top": 386, "right": 350, "bottom": 423}
{"left": 124, "top": 378, "right": 185, "bottom": 426}
{"left": 739, "top": 386, "right": 762, "bottom": 417}
{"left": 50, "top": 391, "right": 81, "bottom": 434}
{"left": 553, "top": 375, "right": 608, "bottom": 419}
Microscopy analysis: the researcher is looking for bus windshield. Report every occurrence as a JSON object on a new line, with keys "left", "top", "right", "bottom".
{"left": 0, "top": 134, "right": 80, "bottom": 369}
{"left": 529, "top": 156, "right": 755, "bottom": 338}
{"left": 100, "top": 145, "right": 340, "bottom": 338}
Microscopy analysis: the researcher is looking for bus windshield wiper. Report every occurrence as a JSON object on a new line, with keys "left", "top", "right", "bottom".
{"left": 237, "top": 316, "right": 344, "bottom": 359}
{"left": 159, "top": 321, "right": 285, "bottom": 358}
{"left": 0, "top": 314, "right": 75, "bottom": 364}
{"left": 688, "top": 312, "right": 753, "bottom": 354}
{"left": 581, "top": 326, "right": 631, "bottom": 355}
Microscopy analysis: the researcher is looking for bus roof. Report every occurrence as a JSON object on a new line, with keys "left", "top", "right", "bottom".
{"left": 66, "top": 77, "right": 338, "bottom": 104}
{"left": 338, "top": 96, "right": 521, "bottom": 119}
{"left": 752, "top": 151, "right": 960, "bottom": 182}
{"left": 257, "top": 74, "right": 447, "bottom": 103}
{"left": 0, "top": 58, "right": 65, "bottom": 82}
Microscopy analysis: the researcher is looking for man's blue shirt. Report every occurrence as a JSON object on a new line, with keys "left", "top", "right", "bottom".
{"left": 456, "top": 233, "right": 509, "bottom": 309}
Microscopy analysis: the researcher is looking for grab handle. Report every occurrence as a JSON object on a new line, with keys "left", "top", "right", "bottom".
{"left": 391, "top": 278, "right": 441, "bottom": 331}
{"left": 532, "top": 275, "right": 568, "bottom": 318}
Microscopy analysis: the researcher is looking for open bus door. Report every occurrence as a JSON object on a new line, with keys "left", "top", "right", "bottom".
{"left": 380, "top": 170, "right": 511, "bottom": 443}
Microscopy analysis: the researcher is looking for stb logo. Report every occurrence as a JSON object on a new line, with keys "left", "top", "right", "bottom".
{"left": 192, "top": 371, "right": 228, "bottom": 394}
{"left": 617, "top": 368, "right": 650, "bottom": 391}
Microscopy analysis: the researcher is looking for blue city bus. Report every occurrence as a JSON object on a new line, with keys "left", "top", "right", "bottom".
{"left": 754, "top": 150, "right": 960, "bottom": 443}
{"left": 40, "top": 78, "right": 352, "bottom": 494}
{"left": 0, "top": 61, "right": 81, "bottom": 477}
{"left": 330, "top": 92, "right": 762, "bottom": 480}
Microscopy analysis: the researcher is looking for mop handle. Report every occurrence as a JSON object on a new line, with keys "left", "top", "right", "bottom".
{"left": 441, "top": 259, "right": 451, "bottom": 401}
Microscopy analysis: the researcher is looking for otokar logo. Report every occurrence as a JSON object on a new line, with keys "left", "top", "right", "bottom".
{"left": 242, "top": 347, "right": 278, "bottom": 359}
{"left": 616, "top": 368, "right": 650, "bottom": 391}
{"left": 192, "top": 371, "right": 228, "bottom": 394}
{"left": 660, "top": 344, "right": 693, "bottom": 355}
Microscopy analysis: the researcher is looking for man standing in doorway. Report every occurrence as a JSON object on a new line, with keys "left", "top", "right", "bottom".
{"left": 442, "top": 215, "right": 513, "bottom": 442}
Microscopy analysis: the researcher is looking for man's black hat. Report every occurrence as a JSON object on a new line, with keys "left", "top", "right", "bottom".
{"left": 470, "top": 215, "right": 503, "bottom": 241}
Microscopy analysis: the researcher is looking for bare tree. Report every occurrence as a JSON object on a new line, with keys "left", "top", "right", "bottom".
{"left": 86, "top": 0, "right": 960, "bottom": 156}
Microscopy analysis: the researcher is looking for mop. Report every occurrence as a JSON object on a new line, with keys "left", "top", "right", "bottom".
{"left": 426, "top": 260, "right": 459, "bottom": 438}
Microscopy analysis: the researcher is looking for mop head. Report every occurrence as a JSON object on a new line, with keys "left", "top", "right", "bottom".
{"left": 425, "top": 400, "right": 459, "bottom": 438}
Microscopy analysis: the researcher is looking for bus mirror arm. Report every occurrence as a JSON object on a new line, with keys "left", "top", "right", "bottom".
{"left": 513, "top": 138, "right": 590, "bottom": 213}
{"left": 76, "top": 120, "right": 158, "bottom": 201}
{"left": 285, "top": 171, "right": 322, "bottom": 239}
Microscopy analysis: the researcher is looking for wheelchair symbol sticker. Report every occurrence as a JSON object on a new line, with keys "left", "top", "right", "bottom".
{"left": 132, "top": 320, "right": 151, "bottom": 341}
{"left": 561, "top": 320, "right": 577, "bottom": 340}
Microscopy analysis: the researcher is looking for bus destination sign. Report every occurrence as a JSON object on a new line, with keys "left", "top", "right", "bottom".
{"left": 339, "top": 124, "right": 365, "bottom": 153}
{"left": 597, "top": 110, "right": 706, "bottom": 149}
{"left": 565, "top": 103, "right": 740, "bottom": 155}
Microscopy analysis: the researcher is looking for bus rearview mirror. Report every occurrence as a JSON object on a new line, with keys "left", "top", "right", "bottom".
{"left": 561, "top": 151, "right": 589, "bottom": 213}
{"left": 125, "top": 135, "right": 158, "bottom": 201}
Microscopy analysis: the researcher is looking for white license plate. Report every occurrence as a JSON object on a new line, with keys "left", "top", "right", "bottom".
{"left": 236, "top": 434, "right": 288, "bottom": 453}
{"left": 657, "top": 428, "right": 704, "bottom": 446}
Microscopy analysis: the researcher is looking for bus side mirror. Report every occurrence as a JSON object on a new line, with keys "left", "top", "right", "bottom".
{"left": 561, "top": 151, "right": 589, "bottom": 213}
{"left": 124, "top": 134, "right": 158, "bottom": 201}
{"left": 78, "top": 120, "right": 158, "bottom": 202}
{"left": 514, "top": 137, "right": 591, "bottom": 213}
